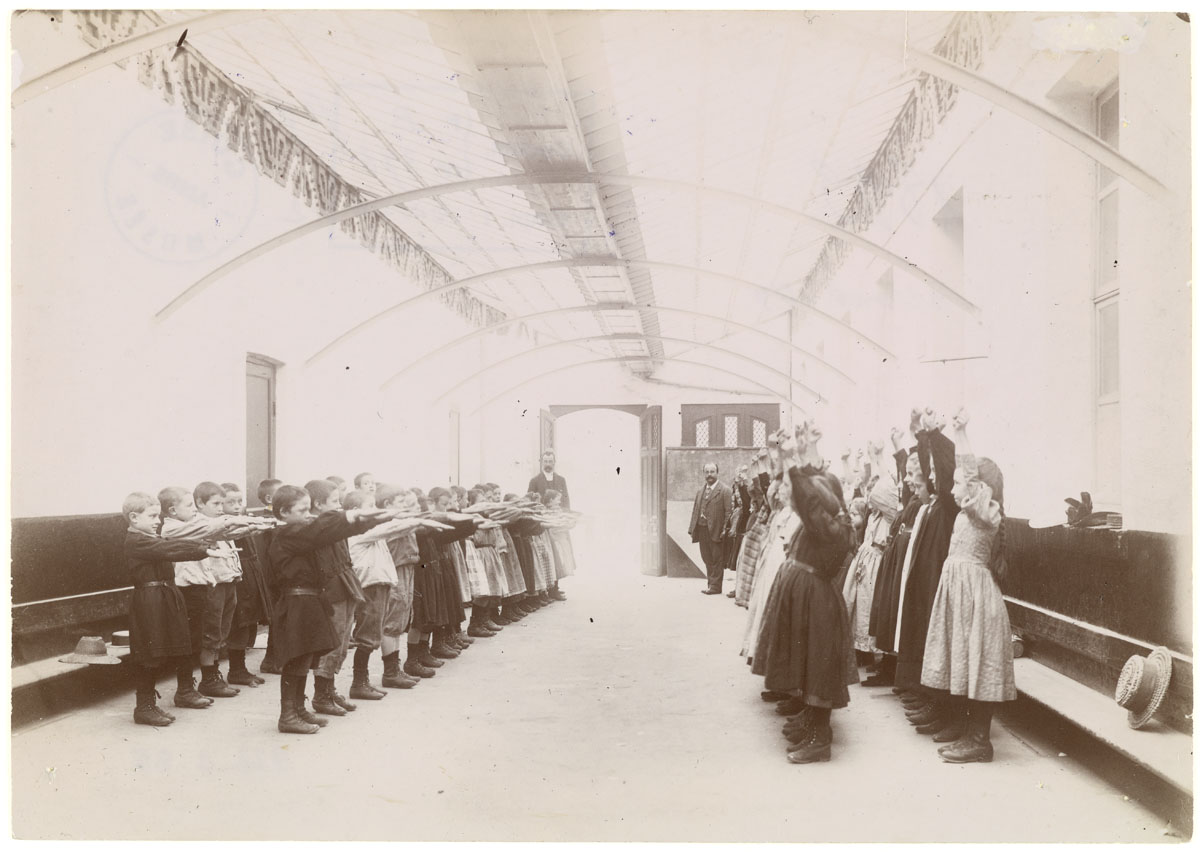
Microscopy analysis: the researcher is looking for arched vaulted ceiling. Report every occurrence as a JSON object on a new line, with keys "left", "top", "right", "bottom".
{"left": 19, "top": 10, "right": 1165, "bottom": 404}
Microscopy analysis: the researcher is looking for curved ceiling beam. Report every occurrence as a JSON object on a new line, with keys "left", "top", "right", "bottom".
{"left": 832, "top": 20, "right": 1168, "bottom": 201}
{"left": 423, "top": 334, "right": 828, "bottom": 404}
{"left": 908, "top": 49, "right": 1168, "bottom": 201}
{"left": 12, "top": 11, "right": 268, "bottom": 107}
{"left": 371, "top": 303, "right": 855, "bottom": 393}
{"left": 315, "top": 257, "right": 894, "bottom": 366}
{"left": 465, "top": 356, "right": 815, "bottom": 417}
{"left": 641, "top": 376, "right": 768, "bottom": 397}
{"left": 158, "top": 173, "right": 972, "bottom": 323}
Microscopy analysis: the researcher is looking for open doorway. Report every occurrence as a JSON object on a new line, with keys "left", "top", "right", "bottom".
{"left": 553, "top": 409, "right": 641, "bottom": 575}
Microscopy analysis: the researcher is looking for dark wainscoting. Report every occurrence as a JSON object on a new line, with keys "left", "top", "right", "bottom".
{"left": 1004, "top": 520, "right": 1192, "bottom": 732}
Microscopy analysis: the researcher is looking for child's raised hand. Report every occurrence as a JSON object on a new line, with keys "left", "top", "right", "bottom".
{"left": 778, "top": 429, "right": 800, "bottom": 460}
{"left": 951, "top": 407, "right": 970, "bottom": 431}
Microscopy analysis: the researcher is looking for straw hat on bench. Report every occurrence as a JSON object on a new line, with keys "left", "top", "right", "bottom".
{"left": 58, "top": 636, "right": 123, "bottom": 666}
{"left": 1115, "top": 646, "right": 1173, "bottom": 729}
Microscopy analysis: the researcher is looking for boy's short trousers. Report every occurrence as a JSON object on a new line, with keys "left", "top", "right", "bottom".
{"left": 351, "top": 583, "right": 392, "bottom": 651}
{"left": 178, "top": 584, "right": 209, "bottom": 655}
{"left": 383, "top": 563, "right": 416, "bottom": 638}
{"left": 203, "top": 581, "right": 238, "bottom": 653}
{"left": 315, "top": 598, "right": 355, "bottom": 678}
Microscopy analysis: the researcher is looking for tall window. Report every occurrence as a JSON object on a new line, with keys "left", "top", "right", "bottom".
{"left": 245, "top": 355, "right": 277, "bottom": 507}
{"left": 695, "top": 419, "right": 710, "bottom": 448}
{"left": 449, "top": 409, "right": 461, "bottom": 486}
{"left": 752, "top": 418, "right": 767, "bottom": 448}
{"left": 1094, "top": 81, "right": 1121, "bottom": 504}
{"left": 724, "top": 415, "right": 739, "bottom": 447}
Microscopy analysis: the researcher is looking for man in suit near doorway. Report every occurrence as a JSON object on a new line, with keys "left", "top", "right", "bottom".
{"left": 689, "top": 462, "right": 732, "bottom": 595}
{"left": 528, "top": 450, "right": 571, "bottom": 509}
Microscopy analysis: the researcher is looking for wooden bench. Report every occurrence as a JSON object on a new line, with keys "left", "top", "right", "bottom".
{"left": 1013, "top": 656, "right": 1193, "bottom": 796}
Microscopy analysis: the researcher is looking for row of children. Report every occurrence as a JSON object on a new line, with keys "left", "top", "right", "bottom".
{"left": 734, "top": 409, "right": 1012, "bottom": 764}
{"left": 122, "top": 473, "right": 579, "bottom": 733}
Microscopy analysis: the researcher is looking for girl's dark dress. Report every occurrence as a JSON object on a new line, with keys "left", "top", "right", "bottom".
{"left": 434, "top": 517, "right": 477, "bottom": 624}
{"left": 869, "top": 496, "right": 922, "bottom": 653}
{"left": 125, "top": 530, "right": 211, "bottom": 662}
{"left": 268, "top": 512, "right": 368, "bottom": 664}
{"left": 868, "top": 448, "right": 917, "bottom": 653}
{"left": 894, "top": 429, "right": 959, "bottom": 690}
{"left": 412, "top": 529, "right": 452, "bottom": 631}
{"left": 752, "top": 465, "right": 856, "bottom": 708}
{"left": 509, "top": 516, "right": 545, "bottom": 593}
{"left": 231, "top": 529, "right": 275, "bottom": 629}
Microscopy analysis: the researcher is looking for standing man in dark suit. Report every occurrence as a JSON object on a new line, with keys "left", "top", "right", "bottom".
{"left": 528, "top": 450, "right": 570, "bottom": 509}
{"left": 688, "top": 462, "right": 733, "bottom": 595}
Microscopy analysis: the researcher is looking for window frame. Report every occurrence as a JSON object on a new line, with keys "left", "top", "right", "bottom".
{"left": 1092, "top": 78, "right": 1121, "bottom": 502}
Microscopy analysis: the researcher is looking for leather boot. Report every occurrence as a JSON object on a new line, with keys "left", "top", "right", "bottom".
{"left": 332, "top": 686, "right": 357, "bottom": 712}
{"left": 349, "top": 668, "right": 387, "bottom": 699}
{"left": 454, "top": 630, "right": 474, "bottom": 647}
{"left": 467, "top": 617, "right": 496, "bottom": 637}
{"left": 312, "top": 676, "right": 347, "bottom": 716}
{"left": 916, "top": 716, "right": 949, "bottom": 735}
{"left": 416, "top": 638, "right": 445, "bottom": 668}
{"left": 904, "top": 704, "right": 931, "bottom": 718}
{"left": 862, "top": 655, "right": 896, "bottom": 687}
{"left": 174, "top": 668, "right": 213, "bottom": 709}
{"left": 932, "top": 697, "right": 968, "bottom": 743}
{"left": 293, "top": 674, "right": 328, "bottom": 727}
{"left": 775, "top": 696, "right": 806, "bottom": 716}
{"left": 404, "top": 646, "right": 437, "bottom": 678}
{"left": 549, "top": 587, "right": 567, "bottom": 601}
{"left": 492, "top": 607, "right": 514, "bottom": 626}
{"left": 483, "top": 607, "right": 504, "bottom": 632}
{"left": 382, "top": 651, "right": 420, "bottom": 688}
{"left": 153, "top": 691, "right": 176, "bottom": 722}
{"left": 134, "top": 689, "right": 172, "bottom": 727}
{"left": 227, "top": 649, "right": 265, "bottom": 686}
{"left": 787, "top": 723, "right": 832, "bottom": 763}
{"left": 939, "top": 701, "right": 994, "bottom": 763}
{"left": 198, "top": 665, "right": 240, "bottom": 698}
{"left": 278, "top": 675, "right": 319, "bottom": 734}
{"left": 783, "top": 707, "right": 815, "bottom": 743}
{"left": 431, "top": 633, "right": 460, "bottom": 659}
{"left": 908, "top": 706, "right": 940, "bottom": 727}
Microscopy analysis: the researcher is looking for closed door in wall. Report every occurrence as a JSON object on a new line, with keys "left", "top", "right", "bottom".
{"left": 246, "top": 356, "right": 277, "bottom": 507}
